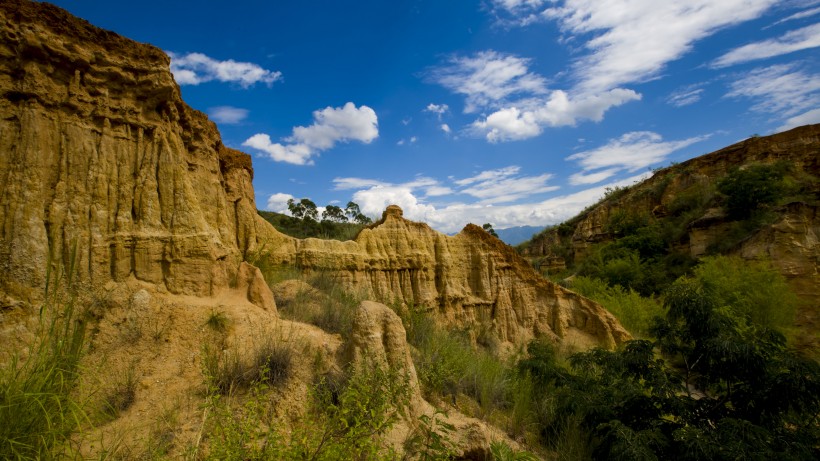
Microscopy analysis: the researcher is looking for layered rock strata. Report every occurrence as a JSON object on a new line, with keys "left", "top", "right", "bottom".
{"left": 0, "top": 0, "right": 270, "bottom": 303}
{"left": 263, "top": 206, "right": 630, "bottom": 349}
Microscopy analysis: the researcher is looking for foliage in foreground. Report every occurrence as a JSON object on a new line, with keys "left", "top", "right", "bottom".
{"left": 0, "top": 265, "right": 88, "bottom": 460}
{"left": 204, "top": 361, "right": 410, "bottom": 460}
{"left": 519, "top": 263, "right": 820, "bottom": 460}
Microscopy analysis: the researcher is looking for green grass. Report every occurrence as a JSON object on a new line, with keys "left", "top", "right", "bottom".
{"left": 0, "top": 263, "right": 89, "bottom": 459}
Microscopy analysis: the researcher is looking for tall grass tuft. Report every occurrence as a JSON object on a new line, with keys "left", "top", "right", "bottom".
{"left": 0, "top": 256, "right": 89, "bottom": 459}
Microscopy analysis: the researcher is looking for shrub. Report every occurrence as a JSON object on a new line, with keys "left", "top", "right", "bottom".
{"left": 101, "top": 363, "right": 138, "bottom": 419}
{"left": 202, "top": 336, "right": 294, "bottom": 395}
{"left": 717, "top": 162, "right": 788, "bottom": 220}
{"left": 569, "top": 276, "right": 664, "bottom": 337}
{"left": 205, "top": 310, "right": 229, "bottom": 332}
{"left": 690, "top": 255, "right": 797, "bottom": 334}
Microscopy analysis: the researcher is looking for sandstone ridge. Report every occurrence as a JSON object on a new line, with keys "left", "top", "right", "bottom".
{"left": 262, "top": 205, "right": 630, "bottom": 350}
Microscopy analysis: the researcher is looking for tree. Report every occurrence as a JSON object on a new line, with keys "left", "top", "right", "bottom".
{"left": 288, "top": 198, "right": 318, "bottom": 222}
{"left": 482, "top": 223, "right": 499, "bottom": 238}
{"left": 322, "top": 205, "right": 347, "bottom": 223}
{"left": 344, "top": 201, "right": 361, "bottom": 221}
{"left": 345, "top": 201, "right": 372, "bottom": 225}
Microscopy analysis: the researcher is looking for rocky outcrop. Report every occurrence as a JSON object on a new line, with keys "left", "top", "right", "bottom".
{"left": 263, "top": 206, "right": 630, "bottom": 350}
{"left": 522, "top": 125, "right": 819, "bottom": 347}
{"left": 0, "top": 0, "right": 272, "bottom": 303}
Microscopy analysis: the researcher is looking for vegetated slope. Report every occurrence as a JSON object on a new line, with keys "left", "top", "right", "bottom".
{"left": 519, "top": 124, "right": 820, "bottom": 350}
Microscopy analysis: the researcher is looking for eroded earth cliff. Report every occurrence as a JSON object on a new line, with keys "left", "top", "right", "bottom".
{"left": 0, "top": 0, "right": 271, "bottom": 303}
{"left": 261, "top": 205, "right": 629, "bottom": 350}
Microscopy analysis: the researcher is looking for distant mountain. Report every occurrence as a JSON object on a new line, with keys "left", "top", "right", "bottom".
{"left": 494, "top": 225, "right": 546, "bottom": 246}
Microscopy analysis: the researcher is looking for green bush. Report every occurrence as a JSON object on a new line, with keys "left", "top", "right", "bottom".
{"left": 717, "top": 162, "right": 788, "bottom": 220}
{"left": 690, "top": 255, "right": 797, "bottom": 334}
{"left": 569, "top": 276, "right": 664, "bottom": 337}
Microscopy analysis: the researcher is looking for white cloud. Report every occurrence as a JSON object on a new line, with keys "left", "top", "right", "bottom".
{"left": 410, "top": 136, "right": 418, "bottom": 143}
{"left": 348, "top": 173, "right": 647, "bottom": 233}
{"left": 568, "top": 168, "right": 621, "bottom": 185}
{"left": 353, "top": 185, "right": 438, "bottom": 222}
{"left": 429, "top": 51, "right": 548, "bottom": 113}
{"left": 243, "top": 102, "right": 378, "bottom": 165}
{"left": 492, "top": 0, "right": 549, "bottom": 13}
{"left": 440, "top": 123, "right": 452, "bottom": 134}
{"left": 777, "top": 108, "right": 820, "bottom": 131}
{"left": 543, "top": 0, "right": 778, "bottom": 93}
{"left": 425, "top": 103, "right": 450, "bottom": 119}
{"left": 333, "top": 177, "right": 388, "bottom": 190}
{"left": 168, "top": 52, "right": 282, "bottom": 88}
{"left": 726, "top": 63, "right": 820, "bottom": 116}
{"left": 265, "top": 193, "right": 295, "bottom": 212}
{"left": 424, "top": 185, "right": 454, "bottom": 197}
{"left": 458, "top": 170, "right": 559, "bottom": 203}
{"left": 567, "top": 131, "right": 709, "bottom": 184}
{"left": 667, "top": 87, "right": 705, "bottom": 107}
{"left": 472, "top": 88, "right": 640, "bottom": 142}
{"left": 338, "top": 166, "right": 559, "bottom": 226}
{"left": 771, "top": 6, "right": 820, "bottom": 27}
{"left": 713, "top": 23, "right": 820, "bottom": 68}
{"left": 208, "top": 106, "right": 249, "bottom": 124}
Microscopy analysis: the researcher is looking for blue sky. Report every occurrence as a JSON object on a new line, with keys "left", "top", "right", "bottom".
{"left": 48, "top": 0, "right": 820, "bottom": 233}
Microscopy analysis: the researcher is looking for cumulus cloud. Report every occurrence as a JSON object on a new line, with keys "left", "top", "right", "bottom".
{"left": 335, "top": 166, "right": 560, "bottom": 226}
{"left": 567, "top": 131, "right": 709, "bottom": 185}
{"left": 726, "top": 63, "right": 820, "bottom": 116}
{"left": 425, "top": 103, "right": 450, "bottom": 119}
{"left": 168, "top": 52, "right": 282, "bottom": 87}
{"left": 777, "top": 108, "right": 820, "bottom": 131}
{"left": 429, "top": 51, "right": 548, "bottom": 113}
{"left": 542, "top": 0, "right": 778, "bottom": 93}
{"left": 440, "top": 123, "right": 452, "bottom": 134}
{"left": 208, "top": 106, "right": 249, "bottom": 124}
{"left": 344, "top": 172, "right": 646, "bottom": 234}
{"left": 713, "top": 23, "right": 820, "bottom": 68}
{"left": 243, "top": 102, "right": 378, "bottom": 165}
{"left": 472, "top": 88, "right": 640, "bottom": 142}
{"left": 265, "top": 192, "right": 295, "bottom": 212}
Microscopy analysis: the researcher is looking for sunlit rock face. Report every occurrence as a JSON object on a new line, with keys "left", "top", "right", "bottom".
{"left": 0, "top": 0, "right": 272, "bottom": 301}
{"left": 0, "top": 0, "right": 625, "bottom": 351}
{"left": 263, "top": 205, "right": 631, "bottom": 350}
